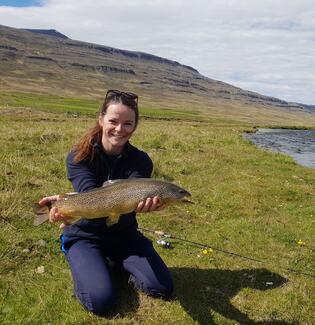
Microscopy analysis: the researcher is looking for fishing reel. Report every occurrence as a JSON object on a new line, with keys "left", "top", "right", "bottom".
{"left": 156, "top": 239, "right": 172, "bottom": 249}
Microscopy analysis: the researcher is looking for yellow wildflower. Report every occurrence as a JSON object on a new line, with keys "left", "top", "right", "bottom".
{"left": 202, "top": 248, "right": 213, "bottom": 255}
{"left": 297, "top": 239, "right": 306, "bottom": 246}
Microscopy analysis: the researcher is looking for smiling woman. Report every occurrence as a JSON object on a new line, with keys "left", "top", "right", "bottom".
{"left": 0, "top": 0, "right": 41, "bottom": 7}
{"left": 37, "top": 89, "right": 173, "bottom": 316}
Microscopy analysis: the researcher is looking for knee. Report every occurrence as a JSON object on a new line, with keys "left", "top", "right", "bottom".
{"left": 145, "top": 277, "right": 173, "bottom": 298}
{"left": 130, "top": 273, "right": 173, "bottom": 298}
{"left": 76, "top": 287, "right": 114, "bottom": 316}
{"left": 150, "top": 280, "right": 173, "bottom": 298}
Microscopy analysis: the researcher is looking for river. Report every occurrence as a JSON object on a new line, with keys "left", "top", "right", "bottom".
{"left": 244, "top": 129, "right": 315, "bottom": 168}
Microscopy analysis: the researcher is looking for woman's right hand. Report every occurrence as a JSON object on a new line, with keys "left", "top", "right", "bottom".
{"left": 38, "top": 195, "right": 69, "bottom": 229}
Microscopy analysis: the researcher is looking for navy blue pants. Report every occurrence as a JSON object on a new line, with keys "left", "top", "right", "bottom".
{"left": 62, "top": 230, "right": 173, "bottom": 315}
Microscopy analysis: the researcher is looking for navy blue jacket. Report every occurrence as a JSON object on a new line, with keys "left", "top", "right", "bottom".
{"left": 62, "top": 141, "right": 153, "bottom": 240}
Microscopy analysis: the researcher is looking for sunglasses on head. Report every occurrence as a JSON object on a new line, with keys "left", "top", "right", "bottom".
{"left": 105, "top": 89, "right": 138, "bottom": 104}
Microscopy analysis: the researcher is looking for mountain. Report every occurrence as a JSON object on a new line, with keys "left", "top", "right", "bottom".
{"left": 0, "top": 24, "right": 314, "bottom": 124}
{"left": 23, "top": 29, "right": 69, "bottom": 39}
{"left": 293, "top": 103, "right": 315, "bottom": 113}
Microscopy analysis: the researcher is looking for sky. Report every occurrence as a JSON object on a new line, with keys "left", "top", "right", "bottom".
{"left": 0, "top": 0, "right": 314, "bottom": 105}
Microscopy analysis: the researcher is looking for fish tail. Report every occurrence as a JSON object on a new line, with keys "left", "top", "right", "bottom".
{"left": 33, "top": 203, "right": 50, "bottom": 226}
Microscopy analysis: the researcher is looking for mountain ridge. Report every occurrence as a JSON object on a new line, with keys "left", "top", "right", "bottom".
{"left": 0, "top": 24, "right": 314, "bottom": 124}
{"left": 21, "top": 27, "right": 312, "bottom": 107}
{"left": 23, "top": 28, "right": 69, "bottom": 39}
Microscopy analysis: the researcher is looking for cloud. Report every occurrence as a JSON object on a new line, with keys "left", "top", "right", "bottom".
{"left": 0, "top": 0, "right": 315, "bottom": 104}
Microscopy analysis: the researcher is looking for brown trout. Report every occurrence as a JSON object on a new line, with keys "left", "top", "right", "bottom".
{"left": 34, "top": 178, "right": 191, "bottom": 226}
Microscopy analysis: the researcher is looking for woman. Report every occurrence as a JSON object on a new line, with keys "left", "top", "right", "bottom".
{"left": 39, "top": 89, "right": 173, "bottom": 315}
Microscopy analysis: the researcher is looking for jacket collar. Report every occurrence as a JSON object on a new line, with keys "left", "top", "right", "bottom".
{"left": 93, "top": 141, "right": 135, "bottom": 160}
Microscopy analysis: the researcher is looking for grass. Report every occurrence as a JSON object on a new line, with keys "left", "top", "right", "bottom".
{"left": 0, "top": 93, "right": 314, "bottom": 324}
{"left": 0, "top": 91, "right": 203, "bottom": 121}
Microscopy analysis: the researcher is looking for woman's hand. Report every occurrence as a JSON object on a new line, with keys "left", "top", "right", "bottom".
{"left": 38, "top": 195, "right": 69, "bottom": 229}
{"left": 135, "top": 196, "right": 165, "bottom": 213}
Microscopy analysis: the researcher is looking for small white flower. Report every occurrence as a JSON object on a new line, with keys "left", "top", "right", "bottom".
{"left": 35, "top": 266, "right": 45, "bottom": 274}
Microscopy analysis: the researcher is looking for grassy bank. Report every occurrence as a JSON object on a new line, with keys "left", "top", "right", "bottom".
{"left": 0, "top": 96, "right": 314, "bottom": 324}
{"left": 0, "top": 91, "right": 202, "bottom": 121}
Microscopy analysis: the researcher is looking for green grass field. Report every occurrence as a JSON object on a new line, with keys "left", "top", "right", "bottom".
{"left": 0, "top": 93, "right": 314, "bottom": 324}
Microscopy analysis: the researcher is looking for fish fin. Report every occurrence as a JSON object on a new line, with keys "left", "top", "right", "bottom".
{"left": 106, "top": 213, "right": 121, "bottom": 226}
{"left": 33, "top": 203, "right": 50, "bottom": 215}
{"left": 181, "top": 199, "right": 194, "bottom": 204}
{"left": 58, "top": 192, "right": 77, "bottom": 199}
{"left": 33, "top": 203, "right": 50, "bottom": 226}
{"left": 102, "top": 179, "right": 123, "bottom": 187}
{"left": 66, "top": 216, "right": 81, "bottom": 224}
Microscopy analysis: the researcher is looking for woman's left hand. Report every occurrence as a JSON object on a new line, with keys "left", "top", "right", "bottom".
{"left": 135, "top": 196, "right": 165, "bottom": 213}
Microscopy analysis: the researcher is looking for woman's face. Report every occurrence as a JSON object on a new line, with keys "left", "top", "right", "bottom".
{"left": 99, "top": 103, "right": 136, "bottom": 155}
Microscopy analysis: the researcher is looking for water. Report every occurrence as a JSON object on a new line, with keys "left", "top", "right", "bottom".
{"left": 244, "top": 129, "right": 315, "bottom": 168}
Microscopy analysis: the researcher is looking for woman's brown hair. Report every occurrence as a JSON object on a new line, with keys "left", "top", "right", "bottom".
{"left": 73, "top": 90, "right": 139, "bottom": 163}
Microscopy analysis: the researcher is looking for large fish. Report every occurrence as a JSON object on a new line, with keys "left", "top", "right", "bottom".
{"left": 34, "top": 178, "right": 191, "bottom": 226}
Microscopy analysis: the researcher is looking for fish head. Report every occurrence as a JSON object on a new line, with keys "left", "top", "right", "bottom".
{"left": 161, "top": 182, "right": 192, "bottom": 203}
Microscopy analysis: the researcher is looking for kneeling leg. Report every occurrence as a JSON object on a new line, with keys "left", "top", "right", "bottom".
{"left": 122, "top": 233, "right": 173, "bottom": 298}
{"left": 65, "top": 239, "right": 114, "bottom": 315}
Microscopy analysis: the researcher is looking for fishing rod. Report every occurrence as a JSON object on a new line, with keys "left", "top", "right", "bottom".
{"left": 139, "top": 227, "right": 315, "bottom": 279}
